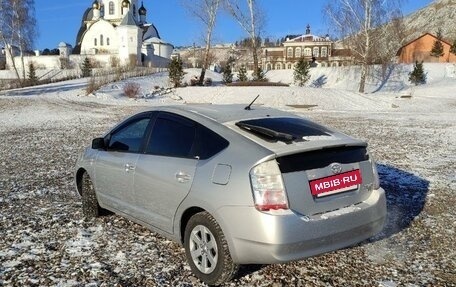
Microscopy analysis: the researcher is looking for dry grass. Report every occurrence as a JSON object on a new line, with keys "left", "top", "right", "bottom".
{"left": 85, "top": 76, "right": 104, "bottom": 95}
{"left": 123, "top": 82, "right": 141, "bottom": 98}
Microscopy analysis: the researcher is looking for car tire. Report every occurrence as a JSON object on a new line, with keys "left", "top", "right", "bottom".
{"left": 81, "top": 172, "right": 103, "bottom": 220}
{"left": 184, "top": 211, "right": 239, "bottom": 286}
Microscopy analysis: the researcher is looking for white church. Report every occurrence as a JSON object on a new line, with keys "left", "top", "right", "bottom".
{"left": 1, "top": 0, "right": 174, "bottom": 73}
{"left": 75, "top": 0, "right": 174, "bottom": 66}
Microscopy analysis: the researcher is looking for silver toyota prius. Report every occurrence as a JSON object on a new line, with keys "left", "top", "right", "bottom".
{"left": 75, "top": 104, "right": 386, "bottom": 285}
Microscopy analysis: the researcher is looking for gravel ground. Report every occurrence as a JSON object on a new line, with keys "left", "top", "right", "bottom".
{"left": 0, "top": 95, "right": 455, "bottom": 287}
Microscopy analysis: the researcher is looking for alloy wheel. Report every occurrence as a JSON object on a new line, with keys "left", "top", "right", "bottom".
{"left": 189, "top": 225, "right": 218, "bottom": 274}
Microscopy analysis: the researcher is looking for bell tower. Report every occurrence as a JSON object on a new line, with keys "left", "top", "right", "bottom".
{"left": 139, "top": 2, "right": 147, "bottom": 25}
{"left": 99, "top": 0, "right": 139, "bottom": 21}
{"left": 118, "top": 10, "right": 141, "bottom": 65}
{"left": 92, "top": 0, "right": 101, "bottom": 20}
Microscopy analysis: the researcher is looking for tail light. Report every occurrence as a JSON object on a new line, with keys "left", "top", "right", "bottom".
{"left": 249, "top": 160, "right": 289, "bottom": 211}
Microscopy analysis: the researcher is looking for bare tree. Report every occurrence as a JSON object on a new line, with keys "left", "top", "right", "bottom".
{"left": 373, "top": 13, "right": 406, "bottom": 81}
{"left": 183, "top": 0, "right": 221, "bottom": 85}
{"left": 0, "top": 0, "right": 38, "bottom": 86}
{"left": 325, "top": 0, "right": 403, "bottom": 93}
{"left": 225, "top": 0, "right": 265, "bottom": 80}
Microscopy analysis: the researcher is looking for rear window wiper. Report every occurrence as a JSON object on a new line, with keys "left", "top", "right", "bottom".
{"left": 236, "top": 122, "right": 295, "bottom": 144}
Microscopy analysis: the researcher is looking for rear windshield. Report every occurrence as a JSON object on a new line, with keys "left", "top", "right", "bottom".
{"left": 236, "top": 117, "right": 330, "bottom": 143}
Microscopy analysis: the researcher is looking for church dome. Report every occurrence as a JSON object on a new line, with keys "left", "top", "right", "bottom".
{"left": 143, "top": 24, "right": 160, "bottom": 39}
{"left": 122, "top": 0, "right": 130, "bottom": 8}
{"left": 92, "top": 0, "right": 100, "bottom": 9}
{"left": 139, "top": 2, "right": 147, "bottom": 15}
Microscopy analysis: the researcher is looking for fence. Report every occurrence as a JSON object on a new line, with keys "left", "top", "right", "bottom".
{"left": 0, "top": 66, "right": 168, "bottom": 91}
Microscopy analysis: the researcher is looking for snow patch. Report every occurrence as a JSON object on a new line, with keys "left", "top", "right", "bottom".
{"left": 65, "top": 225, "right": 103, "bottom": 257}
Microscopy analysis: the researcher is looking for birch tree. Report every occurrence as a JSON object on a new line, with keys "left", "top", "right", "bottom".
{"left": 225, "top": 0, "right": 265, "bottom": 80}
{"left": 372, "top": 12, "right": 406, "bottom": 81}
{"left": 0, "top": 0, "right": 38, "bottom": 86}
{"left": 325, "top": 0, "right": 403, "bottom": 93}
{"left": 184, "top": 0, "right": 221, "bottom": 85}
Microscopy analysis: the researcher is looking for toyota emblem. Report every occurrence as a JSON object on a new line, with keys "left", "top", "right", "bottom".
{"left": 330, "top": 163, "right": 343, "bottom": 174}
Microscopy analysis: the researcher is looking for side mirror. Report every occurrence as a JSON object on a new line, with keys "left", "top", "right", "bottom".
{"left": 92, "top": 137, "right": 106, "bottom": 150}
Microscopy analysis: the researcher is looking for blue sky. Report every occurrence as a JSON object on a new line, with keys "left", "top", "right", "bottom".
{"left": 35, "top": 0, "right": 433, "bottom": 50}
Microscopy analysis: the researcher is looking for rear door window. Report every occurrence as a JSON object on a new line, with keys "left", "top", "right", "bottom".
{"left": 193, "top": 126, "right": 229, "bottom": 160}
{"left": 146, "top": 113, "right": 196, "bottom": 158}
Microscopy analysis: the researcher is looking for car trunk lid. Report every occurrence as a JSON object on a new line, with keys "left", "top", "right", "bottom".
{"left": 277, "top": 145, "right": 374, "bottom": 216}
{"left": 228, "top": 116, "right": 375, "bottom": 215}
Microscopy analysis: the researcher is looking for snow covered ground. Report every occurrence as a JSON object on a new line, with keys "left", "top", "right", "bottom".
{"left": 0, "top": 64, "right": 455, "bottom": 286}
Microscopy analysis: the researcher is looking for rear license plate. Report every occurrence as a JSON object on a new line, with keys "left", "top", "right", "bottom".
{"left": 310, "top": 169, "right": 362, "bottom": 197}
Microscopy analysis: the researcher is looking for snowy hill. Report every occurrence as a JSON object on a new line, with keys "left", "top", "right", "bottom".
{"left": 403, "top": 0, "right": 456, "bottom": 41}
{"left": 81, "top": 63, "right": 456, "bottom": 115}
{"left": 265, "top": 63, "right": 456, "bottom": 93}
{"left": 1, "top": 63, "right": 454, "bottom": 117}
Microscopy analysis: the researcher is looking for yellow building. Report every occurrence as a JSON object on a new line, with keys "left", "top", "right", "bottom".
{"left": 262, "top": 25, "right": 353, "bottom": 70}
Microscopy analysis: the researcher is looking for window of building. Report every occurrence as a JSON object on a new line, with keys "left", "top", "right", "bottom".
{"left": 107, "top": 38, "right": 110, "bottom": 46}
{"left": 109, "top": 1, "right": 115, "bottom": 15}
{"left": 321, "top": 47, "right": 328, "bottom": 57}
{"left": 276, "top": 63, "right": 282, "bottom": 70}
{"left": 94, "top": 38, "right": 97, "bottom": 46}
{"left": 267, "top": 64, "right": 272, "bottom": 70}
{"left": 304, "top": 48, "right": 312, "bottom": 57}
{"left": 100, "top": 35, "right": 104, "bottom": 46}
{"left": 287, "top": 63, "right": 292, "bottom": 69}
{"left": 295, "top": 47, "right": 302, "bottom": 58}
{"left": 287, "top": 48, "right": 293, "bottom": 58}
{"left": 313, "top": 47, "right": 320, "bottom": 57}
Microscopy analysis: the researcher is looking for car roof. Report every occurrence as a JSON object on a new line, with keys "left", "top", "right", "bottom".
{"left": 133, "top": 104, "right": 365, "bottom": 157}
{"left": 157, "top": 104, "right": 296, "bottom": 124}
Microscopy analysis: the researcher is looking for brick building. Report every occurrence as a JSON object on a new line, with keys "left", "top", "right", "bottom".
{"left": 397, "top": 33, "right": 456, "bottom": 63}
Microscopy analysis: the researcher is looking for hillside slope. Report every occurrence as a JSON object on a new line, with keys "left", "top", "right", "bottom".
{"left": 403, "top": 0, "right": 456, "bottom": 41}
{"left": 265, "top": 63, "right": 456, "bottom": 93}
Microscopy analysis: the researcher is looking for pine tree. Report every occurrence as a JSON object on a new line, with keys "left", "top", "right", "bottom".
{"left": 168, "top": 57, "right": 185, "bottom": 88}
{"left": 253, "top": 66, "right": 266, "bottom": 81}
{"left": 222, "top": 56, "right": 235, "bottom": 84}
{"left": 27, "top": 62, "right": 38, "bottom": 86}
{"left": 430, "top": 29, "right": 444, "bottom": 58}
{"left": 409, "top": 61, "right": 426, "bottom": 86}
{"left": 81, "top": 57, "right": 92, "bottom": 78}
{"left": 237, "top": 65, "right": 248, "bottom": 82}
{"left": 450, "top": 39, "right": 456, "bottom": 55}
{"left": 294, "top": 58, "right": 311, "bottom": 87}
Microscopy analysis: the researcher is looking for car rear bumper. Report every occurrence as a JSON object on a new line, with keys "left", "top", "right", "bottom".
{"left": 217, "top": 188, "right": 386, "bottom": 264}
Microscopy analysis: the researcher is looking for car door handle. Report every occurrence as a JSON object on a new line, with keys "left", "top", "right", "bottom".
{"left": 175, "top": 171, "right": 191, "bottom": 183}
{"left": 125, "top": 163, "right": 135, "bottom": 172}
